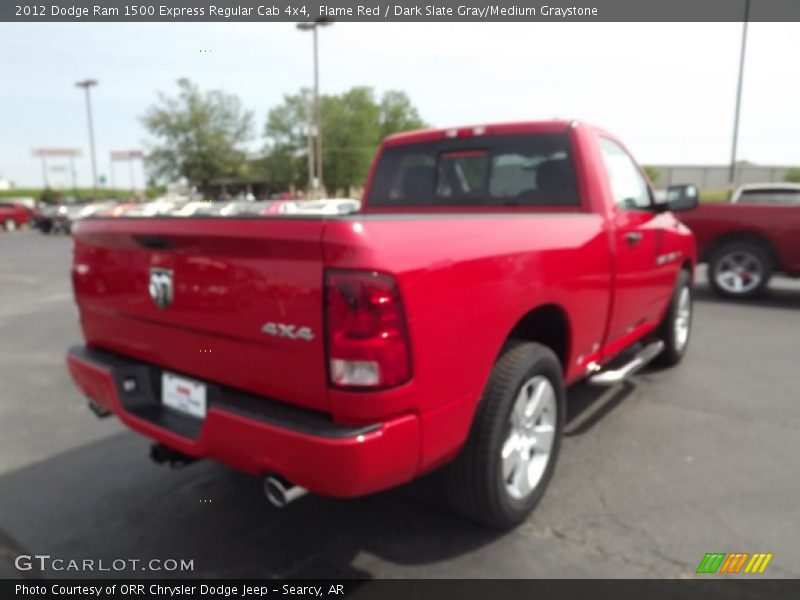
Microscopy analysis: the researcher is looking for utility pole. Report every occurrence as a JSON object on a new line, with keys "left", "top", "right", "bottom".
{"left": 40, "top": 155, "right": 48, "bottom": 188}
{"left": 306, "top": 111, "right": 315, "bottom": 198}
{"left": 129, "top": 156, "right": 136, "bottom": 194}
{"left": 76, "top": 79, "right": 99, "bottom": 199}
{"left": 69, "top": 155, "right": 77, "bottom": 198}
{"left": 729, "top": 0, "right": 750, "bottom": 187}
{"left": 297, "top": 20, "right": 331, "bottom": 198}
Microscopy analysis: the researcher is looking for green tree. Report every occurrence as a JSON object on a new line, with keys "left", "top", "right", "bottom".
{"left": 260, "top": 89, "right": 314, "bottom": 192}
{"left": 784, "top": 167, "right": 800, "bottom": 183}
{"left": 379, "top": 90, "right": 426, "bottom": 140}
{"left": 643, "top": 166, "right": 660, "bottom": 184}
{"left": 141, "top": 78, "right": 254, "bottom": 194}
{"left": 262, "top": 87, "right": 426, "bottom": 194}
{"left": 321, "top": 87, "right": 381, "bottom": 193}
{"left": 39, "top": 187, "right": 59, "bottom": 205}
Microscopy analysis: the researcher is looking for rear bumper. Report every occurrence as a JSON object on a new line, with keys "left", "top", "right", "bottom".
{"left": 66, "top": 345, "right": 421, "bottom": 497}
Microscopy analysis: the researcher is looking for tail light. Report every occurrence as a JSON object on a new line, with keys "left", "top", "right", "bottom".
{"left": 325, "top": 270, "right": 411, "bottom": 389}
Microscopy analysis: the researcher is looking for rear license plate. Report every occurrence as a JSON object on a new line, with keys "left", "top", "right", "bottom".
{"left": 162, "top": 372, "right": 207, "bottom": 419}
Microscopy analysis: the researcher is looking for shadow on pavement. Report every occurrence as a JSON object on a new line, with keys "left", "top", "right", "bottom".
{"left": 564, "top": 381, "right": 635, "bottom": 437}
{"left": 0, "top": 365, "right": 651, "bottom": 579}
{"left": 0, "top": 431, "right": 505, "bottom": 579}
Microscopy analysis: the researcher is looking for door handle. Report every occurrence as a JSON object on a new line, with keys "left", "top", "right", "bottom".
{"left": 625, "top": 231, "right": 643, "bottom": 246}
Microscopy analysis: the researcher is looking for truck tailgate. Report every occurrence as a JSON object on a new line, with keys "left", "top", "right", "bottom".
{"left": 71, "top": 217, "right": 330, "bottom": 412}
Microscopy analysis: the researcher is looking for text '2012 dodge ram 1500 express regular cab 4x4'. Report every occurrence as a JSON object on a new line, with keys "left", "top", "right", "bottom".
{"left": 67, "top": 121, "right": 698, "bottom": 528}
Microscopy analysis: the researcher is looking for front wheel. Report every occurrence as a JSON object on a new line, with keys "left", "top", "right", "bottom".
{"left": 443, "top": 342, "right": 565, "bottom": 529}
{"left": 3, "top": 218, "right": 15, "bottom": 232}
{"left": 654, "top": 269, "right": 693, "bottom": 367}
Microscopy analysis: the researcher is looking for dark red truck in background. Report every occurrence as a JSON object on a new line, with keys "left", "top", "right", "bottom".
{"left": 66, "top": 121, "right": 697, "bottom": 527}
{"left": 0, "top": 202, "right": 31, "bottom": 231}
{"left": 678, "top": 183, "right": 800, "bottom": 298}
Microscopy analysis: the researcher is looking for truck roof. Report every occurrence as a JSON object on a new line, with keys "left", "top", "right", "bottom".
{"left": 383, "top": 119, "right": 583, "bottom": 147}
{"left": 735, "top": 182, "right": 800, "bottom": 192}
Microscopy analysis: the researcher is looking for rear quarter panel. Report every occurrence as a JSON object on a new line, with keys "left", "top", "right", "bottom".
{"left": 322, "top": 214, "right": 612, "bottom": 470}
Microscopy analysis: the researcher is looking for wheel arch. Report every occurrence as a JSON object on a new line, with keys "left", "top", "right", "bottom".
{"left": 503, "top": 303, "right": 572, "bottom": 375}
{"left": 702, "top": 230, "right": 779, "bottom": 268}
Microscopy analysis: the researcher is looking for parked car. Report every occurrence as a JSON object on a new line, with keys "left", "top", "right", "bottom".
{"left": 66, "top": 120, "right": 697, "bottom": 528}
{"left": 34, "top": 204, "right": 82, "bottom": 234}
{"left": 218, "top": 200, "right": 261, "bottom": 217}
{"left": 0, "top": 202, "right": 32, "bottom": 231}
{"left": 76, "top": 202, "right": 119, "bottom": 219}
{"left": 678, "top": 183, "right": 800, "bottom": 298}
{"left": 172, "top": 201, "right": 220, "bottom": 217}
{"left": 140, "top": 200, "right": 180, "bottom": 217}
{"left": 259, "top": 200, "right": 300, "bottom": 215}
{"left": 294, "top": 199, "right": 361, "bottom": 215}
{"left": 108, "top": 203, "right": 145, "bottom": 217}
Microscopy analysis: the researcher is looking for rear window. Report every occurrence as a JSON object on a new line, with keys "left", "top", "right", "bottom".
{"left": 367, "top": 133, "right": 579, "bottom": 207}
{"left": 737, "top": 189, "right": 800, "bottom": 205}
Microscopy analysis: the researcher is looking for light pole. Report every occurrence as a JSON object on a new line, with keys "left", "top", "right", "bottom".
{"left": 297, "top": 19, "right": 331, "bottom": 198}
{"left": 729, "top": 0, "right": 750, "bottom": 187}
{"left": 76, "top": 79, "right": 99, "bottom": 199}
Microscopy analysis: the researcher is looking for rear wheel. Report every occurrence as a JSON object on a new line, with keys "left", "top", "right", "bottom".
{"left": 443, "top": 342, "right": 565, "bottom": 529}
{"left": 708, "top": 241, "right": 772, "bottom": 299}
{"left": 655, "top": 269, "right": 693, "bottom": 367}
{"left": 3, "top": 218, "right": 15, "bottom": 232}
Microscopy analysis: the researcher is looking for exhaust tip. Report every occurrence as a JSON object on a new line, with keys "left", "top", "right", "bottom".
{"left": 87, "top": 398, "right": 112, "bottom": 419}
{"left": 263, "top": 475, "right": 307, "bottom": 508}
{"left": 149, "top": 443, "right": 197, "bottom": 468}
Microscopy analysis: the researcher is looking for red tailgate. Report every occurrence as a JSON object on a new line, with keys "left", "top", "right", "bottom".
{"left": 71, "top": 217, "right": 330, "bottom": 412}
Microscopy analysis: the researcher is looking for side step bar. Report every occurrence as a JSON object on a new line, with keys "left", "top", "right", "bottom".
{"left": 588, "top": 340, "right": 664, "bottom": 386}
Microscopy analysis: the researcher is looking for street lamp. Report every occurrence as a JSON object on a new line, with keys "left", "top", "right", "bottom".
{"left": 729, "top": 0, "right": 751, "bottom": 187}
{"left": 297, "top": 19, "right": 332, "bottom": 198}
{"left": 76, "top": 79, "right": 99, "bottom": 199}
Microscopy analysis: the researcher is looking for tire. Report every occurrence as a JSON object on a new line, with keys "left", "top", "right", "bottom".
{"left": 654, "top": 269, "right": 693, "bottom": 367}
{"left": 3, "top": 218, "right": 15, "bottom": 232}
{"left": 708, "top": 241, "right": 772, "bottom": 299}
{"left": 443, "top": 342, "right": 565, "bottom": 529}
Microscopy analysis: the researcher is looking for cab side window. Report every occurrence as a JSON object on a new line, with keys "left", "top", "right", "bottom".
{"left": 599, "top": 137, "right": 652, "bottom": 211}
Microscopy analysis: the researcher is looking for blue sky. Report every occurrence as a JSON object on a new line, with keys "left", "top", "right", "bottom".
{"left": 1, "top": 22, "right": 799, "bottom": 187}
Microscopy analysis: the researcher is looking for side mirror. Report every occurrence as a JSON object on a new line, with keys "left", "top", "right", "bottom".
{"left": 659, "top": 184, "right": 699, "bottom": 212}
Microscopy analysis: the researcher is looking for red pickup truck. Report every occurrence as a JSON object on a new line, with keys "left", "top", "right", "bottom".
{"left": 678, "top": 184, "right": 800, "bottom": 298}
{"left": 66, "top": 121, "right": 697, "bottom": 528}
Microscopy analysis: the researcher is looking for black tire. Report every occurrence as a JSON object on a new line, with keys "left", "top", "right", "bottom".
{"left": 442, "top": 342, "right": 565, "bottom": 529}
{"left": 654, "top": 269, "right": 693, "bottom": 367}
{"left": 707, "top": 241, "right": 772, "bottom": 299}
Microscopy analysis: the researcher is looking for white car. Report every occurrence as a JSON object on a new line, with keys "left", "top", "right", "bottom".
{"left": 294, "top": 199, "right": 361, "bottom": 215}
{"left": 173, "top": 201, "right": 219, "bottom": 217}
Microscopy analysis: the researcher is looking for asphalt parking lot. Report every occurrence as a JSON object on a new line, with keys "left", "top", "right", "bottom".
{"left": 1, "top": 228, "right": 799, "bottom": 579}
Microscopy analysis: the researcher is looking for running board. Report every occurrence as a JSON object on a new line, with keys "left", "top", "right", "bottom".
{"left": 587, "top": 340, "right": 665, "bottom": 386}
